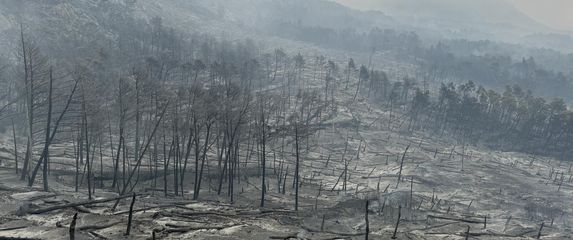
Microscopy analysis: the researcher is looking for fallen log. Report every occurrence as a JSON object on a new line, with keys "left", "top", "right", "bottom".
{"left": 155, "top": 212, "right": 234, "bottom": 222}
{"left": 427, "top": 215, "right": 484, "bottom": 224}
{"left": 28, "top": 194, "right": 138, "bottom": 214}
{"left": 300, "top": 225, "right": 365, "bottom": 237}
{"left": 113, "top": 204, "right": 177, "bottom": 215}
{"left": 72, "top": 205, "right": 92, "bottom": 213}
{"left": 0, "top": 185, "right": 21, "bottom": 192}
{"left": 163, "top": 224, "right": 238, "bottom": 233}
{"left": 425, "top": 231, "right": 519, "bottom": 237}
{"left": 172, "top": 209, "right": 295, "bottom": 217}
{"left": 416, "top": 222, "right": 456, "bottom": 231}
{"left": 89, "top": 231, "right": 109, "bottom": 240}
{"left": 0, "top": 226, "right": 28, "bottom": 231}
{"left": 269, "top": 234, "right": 298, "bottom": 239}
{"left": 11, "top": 193, "right": 57, "bottom": 201}
{"left": 0, "top": 237, "right": 38, "bottom": 240}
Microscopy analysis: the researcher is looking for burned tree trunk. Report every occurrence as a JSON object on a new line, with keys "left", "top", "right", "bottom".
{"left": 12, "top": 119, "right": 18, "bottom": 174}
{"left": 125, "top": 193, "right": 136, "bottom": 236}
{"left": 112, "top": 102, "right": 169, "bottom": 211}
{"left": 20, "top": 25, "right": 32, "bottom": 181}
{"left": 260, "top": 107, "right": 267, "bottom": 208}
{"left": 69, "top": 212, "right": 78, "bottom": 240}
{"left": 29, "top": 77, "right": 78, "bottom": 188}
{"left": 83, "top": 100, "right": 92, "bottom": 200}
{"left": 391, "top": 205, "right": 401, "bottom": 239}
{"left": 294, "top": 123, "right": 300, "bottom": 211}
{"left": 194, "top": 121, "right": 212, "bottom": 200}
{"left": 41, "top": 67, "right": 53, "bottom": 191}
{"left": 365, "top": 200, "right": 369, "bottom": 240}
{"left": 537, "top": 222, "right": 544, "bottom": 239}
{"left": 395, "top": 145, "right": 410, "bottom": 188}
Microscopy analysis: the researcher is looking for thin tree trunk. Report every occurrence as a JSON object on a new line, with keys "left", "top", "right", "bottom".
{"left": 295, "top": 123, "right": 300, "bottom": 211}
{"left": 99, "top": 136, "right": 104, "bottom": 188}
{"left": 20, "top": 25, "right": 31, "bottom": 181}
{"left": 391, "top": 205, "right": 401, "bottom": 239}
{"left": 194, "top": 122, "right": 212, "bottom": 200}
{"left": 28, "top": 77, "right": 79, "bottom": 186}
{"left": 41, "top": 67, "right": 53, "bottom": 191}
{"left": 74, "top": 131, "right": 79, "bottom": 192}
{"left": 395, "top": 145, "right": 410, "bottom": 188}
{"left": 260, "top": 108, "right": 266, "bottom": 208}
{"left": 173, "top": 134, "right": 179, "bottom": 196}
{"left": 83, "top": 101, "right": 92, "bottom": 200}
{"left": 125, "top": 193, "right": 136, "bottom": 236}
{"left": 365, "top": 200, "right": 369, "bottom": 240}
{"left": 69, "top": 212, "right": 78, "bottom": 240}
{"left": 112, "top": 80, "right": 126, "bottom": 190}
{"left": 112, "top": 102, "right": 169, "bottom": 211}
{"left": 112, "top": 135, "right": 123, "bottom": 190}
{"left": 164, "top": 137, "right": 173, "bottom": 197}
{"left": 12, "top": 119, "right": 18, "bottom": 174}
{"left": 180, "top": 128, "right": 194, "bottom": 197}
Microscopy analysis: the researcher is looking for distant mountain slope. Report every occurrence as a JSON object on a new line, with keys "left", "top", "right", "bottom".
{"left": 0, "top": 0, "right": 396, "bottom": 61}
{"left": 221, "top": 0, "right": 393, "bottom": 30}
{"left": 0, "top": 0, "right": 570, "bottom": 62}
{"left": 337, "top": 0, "right": 546, "bottom": 28}
{"left": 132, "top": 0, "right": 394, "bottom": 36}
{"left": 0, "top": 0, "right": 132, "bottom": 61}
{"left": 334, "top": 0, "right": 555, "bottom": 44}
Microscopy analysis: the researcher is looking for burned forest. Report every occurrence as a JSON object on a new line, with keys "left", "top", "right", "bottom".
{"left": 0, "top": 0, "right": 572, "bottom": 239}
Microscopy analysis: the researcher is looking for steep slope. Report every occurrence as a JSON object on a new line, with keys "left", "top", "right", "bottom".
{"left": 360, "top": 0, "right": 541, "bottom": 26}
{"left": 130, "top": 0, "right": 394, "bottom": 41}
{"left": 0, "top": 54, "right": 572, "bottom": 239}
{"left": 0, "top": 1, "right": 572, "bottom": 239}
{"left": 0, "top": 0, "right": 131, "bottom": 60}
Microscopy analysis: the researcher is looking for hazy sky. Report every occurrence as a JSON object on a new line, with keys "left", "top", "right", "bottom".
{"left": 334, "top": 0, "right": 573, "bottom": 32}
{"left": 507, "top": 0, "right": 573, "bottom": 31}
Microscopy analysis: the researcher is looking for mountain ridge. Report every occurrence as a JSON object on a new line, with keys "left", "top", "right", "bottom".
{"left": 332, "top": 0, "right": 559, "bottom": 44}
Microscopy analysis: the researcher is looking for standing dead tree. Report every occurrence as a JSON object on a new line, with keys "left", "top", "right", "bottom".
{"left": 125, "top": 193, "right": 136, "bottom": 236}
{"left": 365, "top": 200, "right": 369, "bottom": 240}
{"left": 41, "top": 67, "right": 53, "bottom": 191}
{"left": 537, "top": 222, "right": 544, "bottom": 239}
{"left": 28, "top": 72, "right": 79, "bottom": 189}
{"left": 19, "top": 26, "right": 49, "bottom": 181}
{"left": 12, "top": 119, "right": 19, "bottom": 174}
{"left": 395, "top": 144, "right": 411, "bottom": 188}
{"left": 112, "top": 101, "right": 169, "bottom": 210}
{"left": 69, "top": 212, "right": 78, "bottom": 240}
{"left": 192, "top": 114, "right": 215, "bottom": 200}
{"left": 391, "top": 205, "right": 402, "bottom": 239}
{"left": 111, "top": 78, "right": 128, "bottom": 190}
{"left": 260, "top": 98, "right": 268, "bottom": 208}
{"left": 294, "top": 122, "right": 300, "bottom": 211}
